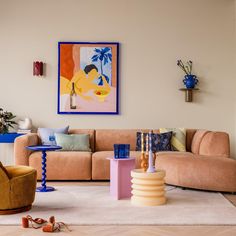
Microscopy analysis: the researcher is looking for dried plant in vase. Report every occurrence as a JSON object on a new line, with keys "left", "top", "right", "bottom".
{"left": 177, "top": 60, "right": 199, "bottom": 89}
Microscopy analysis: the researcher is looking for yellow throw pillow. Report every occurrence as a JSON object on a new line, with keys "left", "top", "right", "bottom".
{"left": 160, "top": 128, "right": 186, "bottom": 152}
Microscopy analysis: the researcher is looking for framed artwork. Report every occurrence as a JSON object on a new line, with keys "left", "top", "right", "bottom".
{"left": 58, "top": 42, "right": 119, "bottom": 114}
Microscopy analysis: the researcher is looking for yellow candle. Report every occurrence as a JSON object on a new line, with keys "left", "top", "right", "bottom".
{"left": 146, "top": 133, "right": 149, "bottom": 153}
{"left": 141, "top": 132, "right": 144, "bottom": 153}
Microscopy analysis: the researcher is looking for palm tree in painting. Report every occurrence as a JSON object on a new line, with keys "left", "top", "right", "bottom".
{"left": 91, "top": 47, "right": 112, "bottom": 85}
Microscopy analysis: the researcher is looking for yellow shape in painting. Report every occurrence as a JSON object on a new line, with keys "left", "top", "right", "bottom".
{"left": 70, "top": 69, "right": 111, "bottom": 102}
{"left": 60, "top": 76, "right": 71, "bottom": 95}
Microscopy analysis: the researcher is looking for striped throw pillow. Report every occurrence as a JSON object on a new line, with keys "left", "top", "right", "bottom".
{"left": 159, "top": 128, "right": 186, "bottom": 152}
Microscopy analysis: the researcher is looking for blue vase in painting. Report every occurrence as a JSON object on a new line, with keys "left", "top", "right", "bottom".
{"left": 183, "top": 75, "right": 198, "bottom": 89}
{"left": 98, "top": 74, "right": 110, "bottom": 85}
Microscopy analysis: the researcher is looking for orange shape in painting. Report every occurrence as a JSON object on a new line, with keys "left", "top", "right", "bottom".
{"left": 60, "top": 44, "right": 74, "bottom": 80}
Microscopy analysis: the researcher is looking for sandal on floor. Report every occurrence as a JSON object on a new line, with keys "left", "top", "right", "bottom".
{"left": 22, "top": 215, "right": 47, "bottom": 229}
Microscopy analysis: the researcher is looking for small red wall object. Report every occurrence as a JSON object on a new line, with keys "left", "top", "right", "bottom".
{"left": 33, "top": 61, "right": 43, "bottom": 76}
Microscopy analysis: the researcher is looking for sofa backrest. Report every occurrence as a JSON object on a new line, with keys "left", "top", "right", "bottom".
{"left": 63, "top": 128, "right": 229, "bottom": 157}
{"left": 191, "top": 130, "right": 230, "bottom": 157}
{"left": 95, "top": 129, "right": 187, "bottom": 151}
{"left": 95, "top": 129, "right": 140, "bottom": 151}
{"left": 186, "top": 129, "right": 197, "bottom": 152}
{"left": 69, "top": 129, "right": 95, "bottom": 152}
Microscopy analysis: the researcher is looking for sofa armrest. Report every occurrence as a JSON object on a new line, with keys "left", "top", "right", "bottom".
{"left": 14, "top": 133, "right": 39, "bottom": 165}
{"left": 199, "top": 131, "right": 230, "bottom": 158}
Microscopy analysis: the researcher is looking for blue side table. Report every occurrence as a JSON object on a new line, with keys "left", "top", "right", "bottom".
{"left": 26, "top": 145, "right": 62, "bottom": 192}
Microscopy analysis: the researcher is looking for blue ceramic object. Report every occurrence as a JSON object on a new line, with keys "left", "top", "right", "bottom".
{"left": 183, "top": 75, "right": 198, "bottom": 89}
{"left": 114, "top": 144, "right": 130, "bottom": 159}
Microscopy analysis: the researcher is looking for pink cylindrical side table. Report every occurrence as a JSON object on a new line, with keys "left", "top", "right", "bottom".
{"left": 107, "top": 158, "right": 135, "bottom": 200}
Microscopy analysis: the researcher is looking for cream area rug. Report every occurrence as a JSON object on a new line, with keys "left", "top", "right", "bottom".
{"left": 0, "top": 186, "right": 236, "bottom": 225}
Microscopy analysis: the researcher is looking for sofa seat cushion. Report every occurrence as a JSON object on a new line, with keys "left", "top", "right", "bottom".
{"left": 92, "top": 151, "right": 141, "bottom": 180}
{"left": 156, "top": 151, "right": 194, "bottom": 157}
{"left": 155, "top": 154, "right": 236, "bottom": 192}
{"left": 29, "top": 151, "right": 92, "bottom": 180}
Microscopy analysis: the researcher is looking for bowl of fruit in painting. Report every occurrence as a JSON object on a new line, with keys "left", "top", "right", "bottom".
{"left": 94, "top": 90, "right": 110, "bottom": 102}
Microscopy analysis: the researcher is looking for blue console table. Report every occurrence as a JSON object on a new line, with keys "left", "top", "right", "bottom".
{"left": 0, "top": 133, "right": 24, "bottom": 143}
{"left": 0, "top": 133, "right": 24, "bottom": 166}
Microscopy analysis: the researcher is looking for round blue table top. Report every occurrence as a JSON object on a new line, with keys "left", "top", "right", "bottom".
{"left": 26, "top": 145, "right": 62, "bottom": 151}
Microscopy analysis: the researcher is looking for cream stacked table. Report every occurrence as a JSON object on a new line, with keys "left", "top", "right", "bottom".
{"left": 131, "top": 169, "right": 166, "bottom": 206}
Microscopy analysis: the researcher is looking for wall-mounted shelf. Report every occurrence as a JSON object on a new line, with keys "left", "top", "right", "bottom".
{"left": 179, "top": 88, "right": 199, "bottom": 102}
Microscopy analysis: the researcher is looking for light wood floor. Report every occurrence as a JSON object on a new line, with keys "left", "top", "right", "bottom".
{"left": 1, "top": 182, "right": 236, "bottom": 236}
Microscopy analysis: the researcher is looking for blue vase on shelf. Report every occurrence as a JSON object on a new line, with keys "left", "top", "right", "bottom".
{"left": 183, "top": 74, "right": 198, "bottom": 89}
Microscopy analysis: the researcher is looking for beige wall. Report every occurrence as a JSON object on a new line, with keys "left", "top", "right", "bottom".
{"left": 0, "top": 0, "right": 236, "bottom": 157}
{"left": 234, "top": 0, "right": 236, "bottom": 158}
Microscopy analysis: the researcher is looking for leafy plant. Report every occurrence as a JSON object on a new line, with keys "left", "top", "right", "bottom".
{"left": 0, "top": 108, "right": 17, "bottom": 134}
{"left": 177, "top": 60, "right": 193, "bottom": 75}
{"left": 91, "top": 47, "right": 112, "bottom": 75}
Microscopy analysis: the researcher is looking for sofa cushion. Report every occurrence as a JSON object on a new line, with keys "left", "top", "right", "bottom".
{"left": 95, "top": 129, "right": 159, "bottom": 151}
{"left": 38, "top": 126, "right": 69, "bottom": 145}
{"left": 136, "top": 132, "right": 172, "bottom": 152}
{"left": 69, "top": 129, "right": 95, "bottom": 152}
{"left": 55, "top": 133, "right": 91, "bottom": 151}
{"left": 29, "top": 151, "right": 91, "bottom": 180}
{"left": 199, "top": 131, "right": 230, "bottom": 157}
{"left": 92, "top": 151, "right": 141, "bottom": 180}
{"left": 156, "top": 151, "right": 194, "bottom": 157}
{"left": 191, "top": 130, "right": 209, "bottom": 154}
{"left": 186, "top": 129, "right": 197, "bottom": 152}
{"left": 95, "top": 129, "right": 139, "bottom": 151}
{"left": 160, "top": 128, "right": 186, "bottom": 152}
{"left": 155, "top": 154, "right": 236, "bottom": 192}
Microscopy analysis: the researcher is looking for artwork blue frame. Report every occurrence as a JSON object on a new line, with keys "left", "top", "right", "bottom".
{"left": 57, "top": 42, "right": 119, "bottom": 115}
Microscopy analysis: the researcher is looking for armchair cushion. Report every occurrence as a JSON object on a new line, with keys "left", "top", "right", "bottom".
{"left": 0, "top": 165, "right": 36, "bottom": 211}
{"left": 0, "top": 162, "right": 9, "bottom": 180}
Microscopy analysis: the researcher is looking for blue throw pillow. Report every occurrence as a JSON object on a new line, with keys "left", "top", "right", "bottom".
{"left": 136, "top": 132, "right": 172, "bottom": 152}
{"left": 38, "top": 126, "right": 69, "bottom": 145}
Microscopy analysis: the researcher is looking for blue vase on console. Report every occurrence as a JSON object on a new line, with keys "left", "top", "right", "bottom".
{"left": 183, "top": 75, "right": 198, "bottom": 89}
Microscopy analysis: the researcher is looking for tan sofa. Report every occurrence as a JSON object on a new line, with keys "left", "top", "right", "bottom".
{"left": 14, "top": 129, "right": 236, "bottom": 192}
